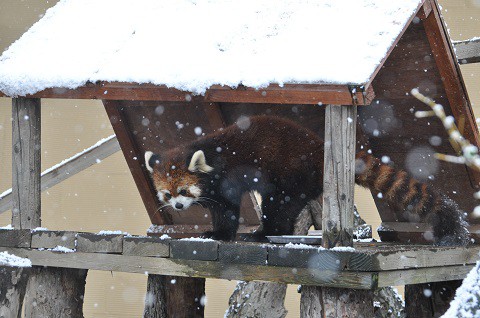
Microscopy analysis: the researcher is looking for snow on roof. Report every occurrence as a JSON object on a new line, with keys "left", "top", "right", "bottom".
{"left": 0, "top": 0, "right": 421, "bottom": 96}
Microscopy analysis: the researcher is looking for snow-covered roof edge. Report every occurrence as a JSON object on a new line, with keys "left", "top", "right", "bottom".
{"left": 0, "top": 0, "right": 422, "bottom": 97}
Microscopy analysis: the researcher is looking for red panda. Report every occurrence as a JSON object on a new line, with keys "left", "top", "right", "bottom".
{"left": 145, "top": 116, "right": 469, "bottom": 245}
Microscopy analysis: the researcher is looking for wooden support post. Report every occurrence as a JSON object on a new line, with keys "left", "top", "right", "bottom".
{"left": 3, "top": 98, "right": 42, "bottom": 317}
{"left": 12, "top": 98, "right": 42, "bottom": 228}
{"left": 405, "top": 281, "right": 462, "bottom": 318}
{"left": 24, "top": 267, "right": 87, "bottom": 318}
{"left": 300, "top": 287, "right": 374, "bottom": 318}
{"left": 0, "top": 266, "right": 30, "bottom": 318}
{"left": 322, "top": 104, "right": 356, "bottom": 248}
{"left": 10, "top": 98, "right": 88, "bottom": 317}
{"left": 144, "top": 275, "right": 205, "bottom": 318}
{"left": 301, "top": 104, "right": 374, "bottom": 317}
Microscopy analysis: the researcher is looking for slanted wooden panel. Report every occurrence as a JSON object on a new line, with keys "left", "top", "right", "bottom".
{"left": 364, "top": 14, "right": 480, "bottom": 227}
{"left": 104, "top": 100, "right": 261, "bottom": 236}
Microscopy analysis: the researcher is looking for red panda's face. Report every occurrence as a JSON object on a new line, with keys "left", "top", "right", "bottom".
{"left": 144, "top": 149, "right": 213, "bottom": 211}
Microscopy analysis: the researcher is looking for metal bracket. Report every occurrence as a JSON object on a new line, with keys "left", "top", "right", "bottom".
{"left": 348, "top": 85, "right": 367, "bottom": 106}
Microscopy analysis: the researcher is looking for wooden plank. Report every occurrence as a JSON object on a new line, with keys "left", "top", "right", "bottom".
{"left": 0, "top": 82, "right": 375, "bottom": 106}
{"left": 12, "top": 98, "right": 41, "bottom": 229}
{"left": 0, "top": 229, "right": 31, "bottom": 248}
{"left": 148, "top": 224, "right": 258, "bottom": 239}
{"left": 322, "top": 104, "right": 356, "bottom": 248}
{"left": 0, "top": 247, "right": 377, "bottom": 289}
{"left": 76, "top": 233, "right": 123, "bottom": 253}
{"left": 123, "top": 236, "right": 169, "bottom": 257}
{"left": 103, "top": 100, "right": 170, "bottom": 225}
{"left": 170, "top": 239, "right": 219, "bottom": 261}
{"left": 454, "top": 38, "right": 480, "bottom": 64}
{"left": 377, "top": 264, "right": 472, "bottom": 288}
{"left": 378, "top": 222, "right": 480, "bottom": 243}
{"left": 268, "top": 246, "right": 352, "bottom": 271}
{"left": 31, "top": 231, "right": 76, "bottom": 250}
{"left": 218, "top": 242, "right": 267, "bottom": 265}
{"left": 0, "top": 135, "right": 120, "bottom": 214}
{"left": 1, "top": 247, "right": 477, "bottom": 290}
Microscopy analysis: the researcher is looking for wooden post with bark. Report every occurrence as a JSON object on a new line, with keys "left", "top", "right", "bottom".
{"left": 144, "top": 275, "right": 205, "bottom": 317}
{"left": 300, "top": 104, "right": 374, "bottom": 317}
{"left": 6, "top": 98, "right": 88, "bottom": 317}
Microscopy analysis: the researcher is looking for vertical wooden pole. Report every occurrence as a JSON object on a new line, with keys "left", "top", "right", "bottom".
{"left": 301, "top": 104, "right": 373, "bottom": 317}
{"left": 1, "top": 98, "right": 42, "bottom": 317}
{"left": 322, "top": 104, "right": 356, "bottom": 248}
{"left": 12, "top": 98, "right": 41, "bottom": 228}
{"left": 10, "top": 98, "right": 87, "bottom": 317}
{"left": 144, "top": 275, "right": 205, "bottom": 318}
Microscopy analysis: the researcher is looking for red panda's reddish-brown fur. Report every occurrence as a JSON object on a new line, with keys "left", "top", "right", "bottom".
{"left": 146, "top": 116, "right": 468, "bottom": 245}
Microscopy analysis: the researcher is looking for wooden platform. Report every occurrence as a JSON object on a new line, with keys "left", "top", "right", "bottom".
{"left": 0, "top": 229, "right": 477, "bottom": 290}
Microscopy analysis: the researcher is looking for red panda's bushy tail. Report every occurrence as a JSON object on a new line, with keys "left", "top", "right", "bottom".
{"left": 354, "top": 151, "right": 469, "bottom": 246}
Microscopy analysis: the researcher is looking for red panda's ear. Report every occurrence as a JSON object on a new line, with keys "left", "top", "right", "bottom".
{"left": 188, "top": 150, "right": 213, "bottom": 173}
{"left": 145, "top": 151, "right": 160, "bottom": 173}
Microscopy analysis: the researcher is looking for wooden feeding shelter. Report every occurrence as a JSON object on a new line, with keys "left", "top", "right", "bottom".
{"left": 1, "top": 0, "right": 480, "bottom": 317}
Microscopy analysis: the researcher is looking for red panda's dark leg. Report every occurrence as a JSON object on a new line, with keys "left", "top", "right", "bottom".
{"left": 258, "top": 194, "right": 308, "bottom": 239}
{"left": 203, "top": 201, "right": 240, "bottom": 241}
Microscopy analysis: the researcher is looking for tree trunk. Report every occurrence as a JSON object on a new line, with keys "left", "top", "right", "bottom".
{"left": 0, "top": 266, "right": 30, "bottom": 318}
{"left": 300, "top": 287, "right": 374, "bottom": 318}
{"left": 144, "top": 275, "right": 205, "bottom": 318}
{"left": 24, "top": 267, "right": 87, "bottom": 318}
{"left": 225, "top": 202, "right": 317, "bottom": 318}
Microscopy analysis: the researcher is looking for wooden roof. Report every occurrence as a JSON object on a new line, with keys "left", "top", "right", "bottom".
{"left": 0, "top": 0, "right": 478, "bottom": 238}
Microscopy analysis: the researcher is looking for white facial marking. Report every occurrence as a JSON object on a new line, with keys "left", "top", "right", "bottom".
{"left": 189, "top": 185, "right": 201, "bottom": 197}
{"left": 145, "top": 151, "right": 154, "bottom": 173}
{"left": 170, "top": 196, "right": 194, "bottom": 210}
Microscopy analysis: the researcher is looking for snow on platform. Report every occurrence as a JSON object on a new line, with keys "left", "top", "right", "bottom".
{"left": 0, "top": 0, "right": 421, "bottom": 96}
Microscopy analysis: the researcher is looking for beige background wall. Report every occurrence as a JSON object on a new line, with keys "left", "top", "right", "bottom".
{"left": 0, "top": 1, "right": 479, "bottom": 317}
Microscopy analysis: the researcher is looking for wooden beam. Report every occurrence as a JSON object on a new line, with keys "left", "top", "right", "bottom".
{"left": 0, "top": 82, "right": 375, "bottom": 106}
{"left": 0, "top": 247, "right": 474, "bottom": 290}
{"left": 103, "top": 100, "right": 171, "bottom": 225}
{"left": 322, "top": 105, "right": 356, "bottom": 248}
{"left": 12, "top": 98, "right": 41, "bottom": 229}
{"left": 454, "top": 38, "right": 480, "bottom": 65}
{"left": 0, "top": 135, "right": 120, "bottom": 214}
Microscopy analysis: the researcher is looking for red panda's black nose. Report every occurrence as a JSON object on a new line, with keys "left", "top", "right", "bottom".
{"left": 175, "top": 203, "right": 184, "bottom": 209}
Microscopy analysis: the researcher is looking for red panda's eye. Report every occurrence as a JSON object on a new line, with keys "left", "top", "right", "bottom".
{"left": 164, "top": 193, "right": 172, "bottom": 200}
{"left": 179, "top": 189, "right": 187, "bottom": 196}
